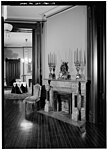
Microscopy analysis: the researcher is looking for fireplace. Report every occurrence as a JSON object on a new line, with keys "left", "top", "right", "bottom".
{"left": 53, "top": 91, "right": 72, "bottom": 114}
{"left": 44, "top": 79, "right": 86, "bottom": 123}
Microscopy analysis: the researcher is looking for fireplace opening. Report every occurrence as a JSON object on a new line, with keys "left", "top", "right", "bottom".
{"left": 53, "top": 91, "right": 72, "bottom": 114}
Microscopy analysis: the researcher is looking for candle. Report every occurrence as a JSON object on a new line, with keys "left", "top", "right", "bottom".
{"left": 78, "top": 49, "right": 80, "bottom": 63}
{"left": 53, "top": 53, "right": 55, "bottom": 65}
{"left": 77, "top": 48, "right": 78, "bottom": 61}
{"left": 48, "top": 54, "right": 49, "bottom": 65}
{"left": 54, "top": 53, "right": 55, "bottom": 65}
{"left": 80, "top": 49, "right": 82, "bottom": 63}
{"left": 81, "top": 49, "right": 82, "bottom": 63}
{"left": 52, "top": 53, "right": 54, "bottom": 65}
{"left": 50, "top": 52, "right": 51, "bottom": 64}
{"left": 74, "top": 50, "right": 75, "bottom": 62}
{"left": 84, "top": 51, "right": 86, "bottom": 65}
{"left": 51, "top": 53, "right": 53, "bottom": 65}
{"left": 55, "top": 54, "right": 56, "bottom": 65}
{"left": 74, "top": 50, "right": 76, "bottom": 63}
{"left": 79, "top": 50, "right": 80, "bottom": 63}
{"left": 50, "top": 53, "right": 51, "bottom": 64}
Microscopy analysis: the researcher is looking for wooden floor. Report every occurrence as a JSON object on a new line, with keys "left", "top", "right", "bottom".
{"left": 3, "top": 99, "right": 106, "bottom": 148}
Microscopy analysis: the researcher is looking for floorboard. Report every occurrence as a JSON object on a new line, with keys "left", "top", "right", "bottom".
{"left": 3, "top": 99, "right": 106, "bottom": 148}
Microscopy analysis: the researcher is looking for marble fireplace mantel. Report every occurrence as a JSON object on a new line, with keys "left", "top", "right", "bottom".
{"left": 44, "top": 78, "right": 87, "bottom": 127}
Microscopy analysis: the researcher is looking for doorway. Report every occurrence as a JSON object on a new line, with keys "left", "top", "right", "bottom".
{"left": 6, "top": 58, "right": 20, "bottom": 86}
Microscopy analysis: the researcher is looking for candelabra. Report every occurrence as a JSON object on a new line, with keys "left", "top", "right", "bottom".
{"left": 74, "top": 60, "right": 81, "bottom": 79}
{"left": 48, "top": 52, "right": 56, "bottom": 79}
{"left": 74, "top": 48, "right": 86, "bottom": 79}
{"left": 48, "top": 63, "right": 56, "bottom": 79}
{"left": 48, "top": 63, "right": 53, "bottom": 79}
{"left": 52, "top": 65, "right": 56, "bottom": 79}
{"left": 80, "top": 62, "right": 86, "bottom": 79}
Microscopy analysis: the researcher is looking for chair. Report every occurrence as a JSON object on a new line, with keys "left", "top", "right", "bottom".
{"left": 24, "top": 84, "right": 41, "bottom": 115}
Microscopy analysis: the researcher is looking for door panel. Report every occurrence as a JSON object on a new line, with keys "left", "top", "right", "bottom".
{"left": 6, "top": 58, "right": 20, "bottom": 86}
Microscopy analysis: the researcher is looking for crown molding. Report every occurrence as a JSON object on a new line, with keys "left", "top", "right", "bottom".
{"left": 44, "top": 6, "right": 74, "bottom": 18}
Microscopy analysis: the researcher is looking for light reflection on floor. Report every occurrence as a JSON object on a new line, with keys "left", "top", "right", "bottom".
{"left": 20, "top": 119, "right": 33, "bottom": 131}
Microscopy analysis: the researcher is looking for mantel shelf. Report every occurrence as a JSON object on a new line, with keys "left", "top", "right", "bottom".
{"left": 44, "top": 78, "right": 87, "bottom": 82}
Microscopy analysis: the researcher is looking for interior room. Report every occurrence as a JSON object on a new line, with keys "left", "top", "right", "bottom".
{"left": 2, "top": 1, "right": 106, "bottom": 148}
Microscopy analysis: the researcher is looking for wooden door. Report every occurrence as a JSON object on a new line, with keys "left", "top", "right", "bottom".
{"left": 6, "top": 58, "right": 20, "bottom": 86}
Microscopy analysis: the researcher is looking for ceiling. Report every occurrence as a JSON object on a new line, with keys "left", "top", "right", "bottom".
{"left": 4, "top": 5, "right": 72, "bottom": 21}
{"left": 3, "top": 5, "right": 72, "bottom": 47}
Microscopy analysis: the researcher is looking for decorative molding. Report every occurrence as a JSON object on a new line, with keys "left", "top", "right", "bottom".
{"left": 45, "top": 6, "right": 75, "bottom": 18}
{"left": 5, "top": 18, "right": 46, "bottom": 24}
